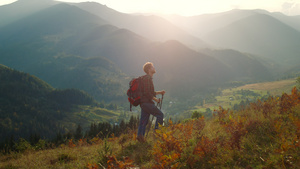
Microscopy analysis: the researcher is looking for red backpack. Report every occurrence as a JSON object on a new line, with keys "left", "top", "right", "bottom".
{"left": 127, "top": 76, "right": 144, "bottom": 111}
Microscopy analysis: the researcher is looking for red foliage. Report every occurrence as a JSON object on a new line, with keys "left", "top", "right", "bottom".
{"left": 106, "top": 155, "right": 135, "bottom": 169}
{"left": 280, "top": 87, "right": 300, "bottom": 114}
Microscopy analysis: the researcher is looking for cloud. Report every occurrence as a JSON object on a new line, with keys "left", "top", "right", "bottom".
{"left": 281, "top": 1, "right": 300, "bottom": 15}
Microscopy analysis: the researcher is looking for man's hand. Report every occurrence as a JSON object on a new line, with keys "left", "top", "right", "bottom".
{"left": 157, "top": 90, "right": 166, "bottom": 95}
{"left": 153, "top": 97, "right": 161, "bottom": 103}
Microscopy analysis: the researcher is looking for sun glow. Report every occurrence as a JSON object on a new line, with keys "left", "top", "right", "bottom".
{"left": 1, "top": 0, "right": 300, "bottom": 16}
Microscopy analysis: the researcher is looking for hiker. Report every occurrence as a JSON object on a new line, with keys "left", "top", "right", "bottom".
{"left": 137, "top": 62, "right": 165, "bottom": 142}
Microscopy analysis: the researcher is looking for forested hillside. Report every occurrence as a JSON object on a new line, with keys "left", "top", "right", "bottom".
{"left": 0, "top": 64, "right": 118, "bottom": 144}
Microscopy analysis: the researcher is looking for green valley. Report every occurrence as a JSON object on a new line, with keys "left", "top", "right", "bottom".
{"left": 194, "top": 78, "right": 297, "bottom": 115}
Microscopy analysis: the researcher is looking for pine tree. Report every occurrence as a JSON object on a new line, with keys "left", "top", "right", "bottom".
{"left": 75, "top": 124, "right": 83, "bottom": 140}
{"left": 55, "top": 132, "right": 63, "bottom": 144}
{"left": 119, "top": 119, "right": 126, "bottom": 134}
{"left": 128, "top": 115, "right": 136, "bottom": 130}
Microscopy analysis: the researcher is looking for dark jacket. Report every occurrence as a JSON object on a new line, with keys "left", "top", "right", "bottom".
{"left": 140, "top": 74, "right": 155, "bottom": 104}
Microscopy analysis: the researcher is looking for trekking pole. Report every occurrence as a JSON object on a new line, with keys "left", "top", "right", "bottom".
{"left": 160, "top": 94, "right": 164, "bottom": 110}
{"left": 146, "top": 94, "right": 164, "bottom": 138}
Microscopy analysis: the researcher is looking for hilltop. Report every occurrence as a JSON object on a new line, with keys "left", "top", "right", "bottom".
{"left": 0, "top": 87, "right": 299, "bottom": 168}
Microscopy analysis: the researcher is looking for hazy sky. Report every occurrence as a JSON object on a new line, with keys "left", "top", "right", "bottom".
{"left": 1, "top": 0, "right": 300, "bottom": 16}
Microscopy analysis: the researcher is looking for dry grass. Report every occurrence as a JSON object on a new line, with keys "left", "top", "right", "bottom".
{"left": 0, "top": 144, "right": 100, "bottom": 169}
{"left": 1, "top": 85, "right": 300, "bottom": 168}
{"left": 237, "top": 78, "right": 296, "bottom": 95}
{"left": 196, "top": 79, "right": 297, "bottom": 112}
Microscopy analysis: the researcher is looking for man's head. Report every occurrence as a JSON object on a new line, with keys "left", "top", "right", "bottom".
{"left": 143, "top": 62, "right": 156, "bottom": 75}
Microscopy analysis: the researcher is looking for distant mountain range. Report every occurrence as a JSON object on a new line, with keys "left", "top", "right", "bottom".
{"left": 0, "top": 0, "right": 59, "bottom": 27}
{"left": 162, "top": 9, "right": 300, "bottom": 70}
{"left": 74, "top": 2, "right": 209, "bottom": 50}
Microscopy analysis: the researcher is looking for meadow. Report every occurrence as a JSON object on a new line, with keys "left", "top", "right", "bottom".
{"left": 1, "top": 86, "right": 299, "bottom": 168}
{"left": 196, "top": 78, "right": 296, "bottom": 112}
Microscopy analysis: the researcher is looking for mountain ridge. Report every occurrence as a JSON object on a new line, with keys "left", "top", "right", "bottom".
{"left": 0, "top": 2, "right": 276, "bottom": 100}
{"left": 74, "top": 1, "right": 209, "bottom": 49}
{"left": 203, "top": 13, "right": 300, "bottom": 67}
{"left": 0, "top": 0, "right": 59, "bottom": 27}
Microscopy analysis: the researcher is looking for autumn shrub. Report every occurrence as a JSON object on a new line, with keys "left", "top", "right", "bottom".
{"left": 188, "top": 135, "right": 219, "bottom": 168}
{"left": 280, "top": 87, "right": 300, "bottom": 114}
{"left": 215, "top": 108, "right": 247, "bottom": 150}
{"left": 106, "top": 155, "right": 135, "bottom": 169}
{"left": 150, "top": 118, "right": 208, "bottom": 168}
{"left": 193, "top": 116, "right": 205, "bottom": 139}
{"left": 68, "top": 139, "right": 76, "bottom": 148}
{"left": 152, "top": 124, "right": 183, "bottom": 168}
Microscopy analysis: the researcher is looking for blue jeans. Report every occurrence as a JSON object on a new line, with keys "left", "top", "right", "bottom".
{"left": 137, "top": 103, "right": 164, "bottom": 136}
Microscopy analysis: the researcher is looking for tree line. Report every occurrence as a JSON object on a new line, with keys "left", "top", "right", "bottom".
{"left": 0, "top": 115, "right": 139, "bottom": 154}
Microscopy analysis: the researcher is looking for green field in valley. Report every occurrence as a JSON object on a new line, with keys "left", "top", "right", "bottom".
{"left": 195, "top": 78, "right": 297, "bottom": 113}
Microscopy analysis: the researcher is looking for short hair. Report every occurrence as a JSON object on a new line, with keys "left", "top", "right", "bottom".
{"left": 143, "top": 62, "right": 153, "bottom": 74}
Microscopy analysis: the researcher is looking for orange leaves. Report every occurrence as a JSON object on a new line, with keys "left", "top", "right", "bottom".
{"left": 274, "top": 114, "right": 300, "bottom": 154}
{"left": 106, "top": 156, "right": 135, "bottom": 169}
{"left": 78, "top": 139, "right": 88, "bottom": 147}
{"left": 90, "top": 137, "right": 103, "bottom": 145}
{"left": 152, "top": 119, "right": 196, "bottom": 168}
{"left": 156, "top": 130, "right": 182, "bottom": 153}
{"left": 224, "top": 117, "right": 247, "bottom": 150}
{"left": 87, "top": 163, "right": 98, "bottom": 169}
{"left": 186, "top": 135, "right": 220, "bottom": 168}
{"left": 151, "top": 118, "right": 209, "bottom": 168}
{"left": 215, "top": 106, "right": 229, "bottom": 124}
{"left": 68, "top": 139, "right": 89, "bottom": 147}
{"left": 193, "top": 117, "right": 205, "bottom": 139}
{"left": 193, "top": 136, "right": 218, "bottom": 158}
{"left": 294, "top": 117, "right": 300, "bottom": 137}
{"left": 215, "top": 107, "right": 247, "bottom": 150}
{"left": 152, "top": 151, "right": 181, "bottom": 169}
{"left": 280, "top": 87, "right": 300, "bottom": 114}
{"left": 68, "top": 139, "right": 76, "bottom": 148}
{"left": 262, "top": 101, "right": 274, "bottom": 118}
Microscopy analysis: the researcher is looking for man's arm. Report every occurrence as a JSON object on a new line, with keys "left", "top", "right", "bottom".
{"left": 153, "top": 90, "right": 165, "bottom": 103}
{"left": 152, "top": 96, "right": 160, "bottom": 103}
{"left": 155, "top": 90, "right": 166, "bottom": 96}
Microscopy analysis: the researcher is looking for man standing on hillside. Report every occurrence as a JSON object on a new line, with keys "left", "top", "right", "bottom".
{"left": 137, "top": 62, "right": 165, "bottom": 142}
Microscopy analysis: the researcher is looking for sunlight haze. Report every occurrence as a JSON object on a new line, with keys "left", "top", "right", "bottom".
{"left": 1, "top": 0, "right": 300, "bottom": 16}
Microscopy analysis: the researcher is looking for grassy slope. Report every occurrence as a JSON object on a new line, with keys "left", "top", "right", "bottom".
{"left": 58, "top": 106, "right": 120, "bottom": 131}
{"left": 1, "top": 87, "right": 299, "bottom": 168}
{"left": 237, "top": 78, "right": 296, "bottom": 95}
{"left": 196, "top": 78, "right": 296, "bottom": 112}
